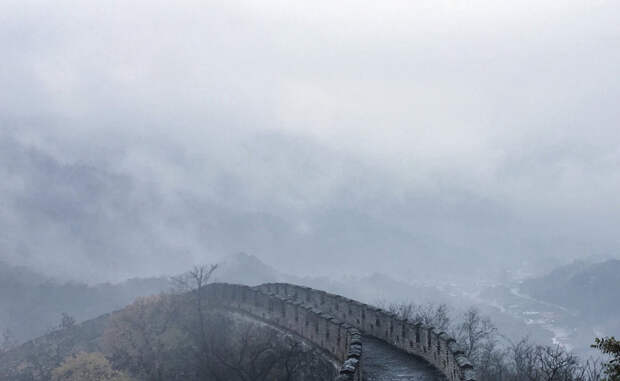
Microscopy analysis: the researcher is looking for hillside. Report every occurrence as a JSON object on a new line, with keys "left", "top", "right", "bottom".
{"left": 0, "top": 261, "right": 171, "bottom": 344}
{"left": 520, "top": 259, "right": 620, "bottom": 319}
{"left": 0, "top": 289, "right": 336, "bottom": 381}
{"left": 0, "top": 252, "right": 290, "bottom": 346}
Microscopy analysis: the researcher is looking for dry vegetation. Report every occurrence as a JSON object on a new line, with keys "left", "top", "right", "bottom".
{"left": 0, "top": 265, "right": 336, "bottom": 381}
{"left": 382, "top": 301, "right": 607, "bottom": 381}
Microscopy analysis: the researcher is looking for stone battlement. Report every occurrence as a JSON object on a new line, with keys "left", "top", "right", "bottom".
{"left": 206, "top": 283, "right": 363, "bottom": 380}
{"left": 206, "top": 282, "right": 475, "bottom": 381}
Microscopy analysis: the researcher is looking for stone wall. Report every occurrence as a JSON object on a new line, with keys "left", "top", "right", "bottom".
{"left": 257, "top": 283, "right": 476, "bottom": 381}
{"left": 205, "top": 283, "right": 363, "bottom": 381}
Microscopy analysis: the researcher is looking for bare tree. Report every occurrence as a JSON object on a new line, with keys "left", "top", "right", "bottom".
{"left": 574, "top": 358, "right": 604, "bottom": 381}
{"left": 536, "top": 344, "right": 579, "bottom": 381}
{"left": 456, "top": 307, "right": 497, "bottom": 362}
{"left": 199, "top": 317, "right": 335, "bottom": 381}
{"left": 508, "top": 337, "right": 540, "bottom": 381}
{"left": 280, "top": 339, "right": 306, "bottom": 381}
{"left": 382, "top": 301, "right": 451, "bottom": 332}
{"left": 172, "top": 264, "right": 219, "bottom": 294}
{"left": 210, "top": 324, "right": 280, "bottom": 381}
{"left": 476, "top": 339, "right": 506, "bottom": 381}
{"left": 276, "top": 335, "right": 335, "bottom": 381}
{"left": 171, "top": 264, "right": 218, "bottom": 341}
{"left": 378, "top": 301, "right": 604, "bottom": 381}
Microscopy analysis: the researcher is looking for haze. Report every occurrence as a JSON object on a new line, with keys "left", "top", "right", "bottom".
{"left": 2, "top": 0, "right": 620, "bottom": 283}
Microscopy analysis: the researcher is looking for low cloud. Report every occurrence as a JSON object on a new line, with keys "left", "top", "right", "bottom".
{"left": 1, "top": 0, "right": 619, "bottom": 282}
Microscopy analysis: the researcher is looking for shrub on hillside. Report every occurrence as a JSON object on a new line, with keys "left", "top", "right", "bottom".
{"left": 51, "top": 352, "right": 133, "bottom": 381}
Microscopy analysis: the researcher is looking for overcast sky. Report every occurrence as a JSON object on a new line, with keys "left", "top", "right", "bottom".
{"left": 1, "top": 0, "right": 620, "bottom": 282}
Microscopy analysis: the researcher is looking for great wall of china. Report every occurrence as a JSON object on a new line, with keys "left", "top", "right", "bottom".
{"left": 206, "top": 282, "right": 476, "bottom": 381}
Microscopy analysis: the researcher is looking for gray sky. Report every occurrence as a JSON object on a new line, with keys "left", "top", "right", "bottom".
{"left": 1, "top": 0, "right": 620, "bottom": 282}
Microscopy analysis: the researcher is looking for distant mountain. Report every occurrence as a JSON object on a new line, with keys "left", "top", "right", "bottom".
{"left": 210, "top": 253, "right": 454, "bottom": 308}
{"left": 213, "top": 252, "right": 281, "bottom": 285}
{"left": 7, "top": 251, "right": 578, "bottom": 350}
{"left": 0, "top": 260, "right": 50, "bottom": 287}
{"left": 519, "top": 259, "right": 620, "bottom": 318}
{"left": 0, "top": 253, "right": 289, "bottom": 345}
{"left": 213, "top": 253, "right": 460, "bottom": 308}
{"left": 0, "top": 261, "right": 172, "bottom": 344}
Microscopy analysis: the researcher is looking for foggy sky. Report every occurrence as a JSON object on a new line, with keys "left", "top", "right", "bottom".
{"left": 1, "top": 0, "right": 620, "bottom": 282}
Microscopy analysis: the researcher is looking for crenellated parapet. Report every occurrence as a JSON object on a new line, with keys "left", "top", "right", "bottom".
{"left": 256, "top": 283, "right": 476, "bottom": 381}
{"left": 205, "top": 283, "right": 363, "bottom": 381}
